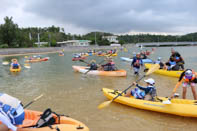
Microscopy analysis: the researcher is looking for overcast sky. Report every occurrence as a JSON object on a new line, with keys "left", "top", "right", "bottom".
{"left": 0, "top": 0, "right": 197, "bottom": 35}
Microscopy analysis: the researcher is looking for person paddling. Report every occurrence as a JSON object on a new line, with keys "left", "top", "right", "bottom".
{"left": 124, "top": 78, "right": 157, "bottom": 101}
{"left": 0, "top": 93, "right": 25, "bottom": 131}
{"left": 170, "top": 69, "right": 197, "bottom": 100}
{"left": 101, "top": 58, "right": 116, "bottom": 71}
{"left": 88, "top": 60, "right": 98, "bottom": 70}
{"left": 169, "top": 48, "right": 185, "bottom": 70}
{"left": 11, "top": 59, "right": 20, "bottom": 69}
{"left": 131, "top": 53, "right": 143, "bottom": 75}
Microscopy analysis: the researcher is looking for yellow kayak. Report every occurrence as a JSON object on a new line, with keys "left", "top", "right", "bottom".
{"left": 15, "top": 110, "right": 89, "bottom": 131}
{"left": 105, "top": 53, "right": 117, "bottom": 57}
{"left": 10, "top": 66, "right": 22, "bottom": 72}
{"left": 102, "top": 88, "right": 197, "bottom": 117}
{"left": 145, "top": 63, "right": 183, "bottom": 77}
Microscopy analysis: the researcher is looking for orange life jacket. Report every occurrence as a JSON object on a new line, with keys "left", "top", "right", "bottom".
{"left": 183, "top": 71, "right": 196, "bottom": 82}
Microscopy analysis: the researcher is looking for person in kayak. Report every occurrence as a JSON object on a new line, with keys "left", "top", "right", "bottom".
{"left": 165, "top": 57, "right": 177, "bottom": 70}
{"left": 154, "top": 57, "right": 164, "bottom": 69}
{"left": 131, "top": 53, "right": 143, "bottom": 75}
{"left": 88, "top": 60, "right": 98, "bottom": 70}
{"left": 0, "top": 93, "right": 25, "bottom": 131}
{"left": 124, "top": 78, "right": 157, "bottom": 101}
{"left": 169, "top": 49, "right": 185, "bottom": 70}
{"left": 11, "top": 59, "right": 20, "bottom": 69}
{"left": 170, "top": 69, "right": 197, "bottom": 100}
{"left": 101, "top": 58, "right": 116, "bottom": 71}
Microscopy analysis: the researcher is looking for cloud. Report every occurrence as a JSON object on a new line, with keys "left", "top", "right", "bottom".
{"left": 1, "top": 0, "right": 197, "bottom": 34}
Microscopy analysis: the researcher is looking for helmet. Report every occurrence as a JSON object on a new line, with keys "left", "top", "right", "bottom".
{"left": 144, "top": 78, "right": 155, "bottom": 85}
{"left": 185, "top": 69, "right": 193, "bottom": 78}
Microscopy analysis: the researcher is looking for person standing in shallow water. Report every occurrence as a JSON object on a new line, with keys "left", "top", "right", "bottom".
{"left": 131, "top": 53, "right": 143, "bottom": 75}
{"left": 170, "top": 69, "right": 197, "bottom": 100}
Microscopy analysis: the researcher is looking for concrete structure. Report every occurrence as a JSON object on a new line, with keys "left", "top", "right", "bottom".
{"left": 57, "top": 40, "right": 91, "bottom": 47}
{"left": 136, "top": 42, "right": 197, "bottom": 47}
{"left": 102, "top": 36, "right": 119, "bottom": 43}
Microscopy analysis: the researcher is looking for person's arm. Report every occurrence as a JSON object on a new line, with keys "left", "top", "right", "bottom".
{"left": 0, "top": 113, "right": 17, "bottom": 131}
{"left": 170, "top": 78, "right": 183, "bottom": 98}
{"left": 136, "top": 84, "right": 148, "bottom": 91}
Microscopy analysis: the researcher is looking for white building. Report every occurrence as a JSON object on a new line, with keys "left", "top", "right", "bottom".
{"left": 57, "top": 40, "right": 91, "bottom": 47}
{"left": 34, "top": 42, "right": 48, "bottom": 46}
{"left": 102, "top": 36, "right": 119, "bottom": 43}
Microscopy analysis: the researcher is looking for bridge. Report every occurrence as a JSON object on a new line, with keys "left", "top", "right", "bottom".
{"left": 136, "top": 42, "right": 197, "bottom": 47}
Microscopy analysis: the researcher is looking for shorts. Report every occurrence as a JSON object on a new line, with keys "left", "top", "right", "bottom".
{"left": 182, "top": 82, "right": 195, "bottom": 88}
{"left": 133, "top": 67, "right": 139, "bottom": 73}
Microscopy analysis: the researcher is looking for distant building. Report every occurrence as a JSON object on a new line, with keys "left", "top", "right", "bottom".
{"left": 34, "top": 42, "right": 48, "bottom": 46}
{"left": 110, "top": 44, "right": 121, "bottom": 47}
{"left": 102, "top": 35, "right": 119, "bottom": 43}
{"left": 57, "top": 40, "right": 91, "bottom": 47}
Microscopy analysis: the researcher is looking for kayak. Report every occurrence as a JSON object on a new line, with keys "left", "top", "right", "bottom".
{"left": 145, "top": 63, "right": 183, "bottom": 77}
{"left": 25, "top": 57, "right": 49, "bottom": 63}
{"left": 15, "top": 110, "right": 89, "bottom": 131}
{"left": 10, "top": 66, "right": 21, "bottom": 72}
{"left": 59, "top": 54, "right": 64, "bottom": 56}
{"left": 2, "top": 61, "right": 9, "bottom": 65}
{"left": 120, "top": 57, "right": 153, "bottom": 63}
{"left": 105, "top": 53, "right": 118, "bottom": 57}
{"left": 72, "top": 57, "right": 87, "bottom": 61}
{"left": 102, "top": 88, "right": 197, "bottom": 117}
{"left": 72, "top": 66, "right": 127, "bottom": 77}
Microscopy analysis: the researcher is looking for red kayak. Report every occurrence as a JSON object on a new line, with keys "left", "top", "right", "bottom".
{"left": 72, "top": 57, "right": 87, "bottom": 61}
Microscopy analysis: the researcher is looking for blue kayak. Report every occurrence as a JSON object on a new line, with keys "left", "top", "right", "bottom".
{"left": 120, "top": 57, "right": 153, "bottom": 63}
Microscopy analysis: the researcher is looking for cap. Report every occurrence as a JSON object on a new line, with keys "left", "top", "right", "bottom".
{"left": 185, "top": 69, "right": 193, "bottom": 77}
{"left": 144, "top": 78, "right": 155, "bottom": 85}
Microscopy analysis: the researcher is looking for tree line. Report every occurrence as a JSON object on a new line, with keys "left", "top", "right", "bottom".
{"left": 0, "top": 16, "right": 196, "bottom": 48}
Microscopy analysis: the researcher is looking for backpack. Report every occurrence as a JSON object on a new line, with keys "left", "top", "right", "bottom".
{"left": 35, "top": 108, "right": 57, "bottom": 128}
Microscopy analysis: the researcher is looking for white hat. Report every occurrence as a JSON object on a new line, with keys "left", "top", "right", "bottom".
{"left": 185, "top": 69, "right": 192, "bottom": 77}
{"left": 144, "top": 78, "right": 155, "bottom": 85}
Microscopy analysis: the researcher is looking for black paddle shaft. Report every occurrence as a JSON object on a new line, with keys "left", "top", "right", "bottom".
{"left": 111, "top": 75, "right": 146, "bottom": 101}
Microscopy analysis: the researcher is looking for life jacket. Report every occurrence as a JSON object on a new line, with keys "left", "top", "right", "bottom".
{"left": 146, "top": 86, "right": 157, "bottom": 100}
{"left": 134, "top": 59, "right": 142, "bottom": 67}
{"left": 132, "top": 88, "right": 145, "bottom": 99}
{"left": 184, "top": 71, "right": 196, "bottom": 83}
{"left": 12, "top": 63, "right": 19, "bottom": 69}
{"left": 90, "top": 63, "right": 97, "bottom": 70}
{"left": 0, "top": 93, "right": 22, "bottom": 124}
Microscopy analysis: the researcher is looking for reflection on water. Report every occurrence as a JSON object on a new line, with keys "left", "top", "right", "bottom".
{"left": 0, "top": 46, "right": 197, "bottom": 131}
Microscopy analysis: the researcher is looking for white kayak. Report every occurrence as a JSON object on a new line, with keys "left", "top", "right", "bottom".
{"left": 120, "top": 57, "right": 153, "bottom": 63}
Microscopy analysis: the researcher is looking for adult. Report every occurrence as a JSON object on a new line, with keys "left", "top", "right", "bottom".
{"left": 101, "top": 58, "right": 116, "bottom": 71}
{"left": 0, "top": 93, "right": 25, "bottom": 131}
{"left": 170, "top": 48, "right": 185, "bottom": 70}
{"left": 170, "top": 69, "right": 197, "bottom": 100}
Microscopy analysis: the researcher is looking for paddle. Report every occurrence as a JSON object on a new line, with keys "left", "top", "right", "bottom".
{"left": 23, "top": 94, "right": 44, "bottom": 109}
{"left": 79, "top": 59, "right": 90, "bottom": 65}
{"left": 98, "top": 64, "right": 160, "bottom": 109}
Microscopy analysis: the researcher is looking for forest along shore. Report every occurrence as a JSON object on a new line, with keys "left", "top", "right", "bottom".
{"left": 0, "top": 46, "right": 124, "bottom": 57}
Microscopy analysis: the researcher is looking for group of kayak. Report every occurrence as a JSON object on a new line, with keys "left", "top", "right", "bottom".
{"left": 97, "top": 48, "right": 197, "bottom": 118}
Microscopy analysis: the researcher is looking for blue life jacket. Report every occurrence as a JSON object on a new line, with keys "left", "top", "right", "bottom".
{"left": 131, "top": 88, "right": 145, "bottom": 99}
{"left": 0, "top": 93, "right": 23, "bottom": 125}
{"left": 12, "top": 63, "right": 19, "bottom": 69}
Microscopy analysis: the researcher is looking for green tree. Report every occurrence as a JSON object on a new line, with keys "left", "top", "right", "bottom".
{"left": 0, "top": 16, "right": 19, "bottom": 47}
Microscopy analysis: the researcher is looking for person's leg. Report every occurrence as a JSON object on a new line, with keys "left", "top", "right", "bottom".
{"left": 191, "top": 83, "right": 197, "bottom": 100}
{"left": 182, "top": 83, "right": 187, "bottom": 99}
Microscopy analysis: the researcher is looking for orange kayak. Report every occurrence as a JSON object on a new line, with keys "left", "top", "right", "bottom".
{"left": 14, "top": 110, "right": 89, "bottom": 131}
{"left": 25, "top": 57, "right": 49, "bottom": 63}
{"left": 72, "top": 65, "right": 127, "bottom": 77}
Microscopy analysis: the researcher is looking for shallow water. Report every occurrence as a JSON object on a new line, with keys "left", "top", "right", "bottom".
{"left": 1, "top": 46, "right": 197, "bottom": 131}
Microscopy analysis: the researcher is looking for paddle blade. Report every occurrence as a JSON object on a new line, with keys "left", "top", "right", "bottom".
{"left": 162, "top": 99, "right": 171, "bottom": 104}
{"left": 98, "top": 100, "right": 112, "bottom": 109}
{"left": 145, "top": 64, "right": 160, "bottom": 76}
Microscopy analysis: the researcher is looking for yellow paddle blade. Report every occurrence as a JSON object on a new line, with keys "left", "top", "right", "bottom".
{"left": 98, "top": 100, "right": 112, "bottom": 109}
{"left": 145, "top": 64, "right": 160, "bottom": 76}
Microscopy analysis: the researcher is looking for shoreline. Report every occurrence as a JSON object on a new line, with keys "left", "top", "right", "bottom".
{"left": 0, "top": 46, "right": 124, "bottom": 57}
